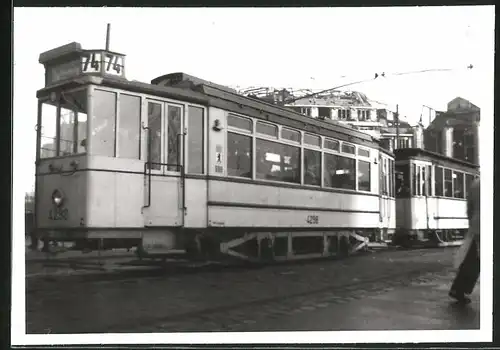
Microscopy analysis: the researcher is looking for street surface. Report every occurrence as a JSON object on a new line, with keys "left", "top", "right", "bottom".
{"left": 26, "top": 248, "right": 479, "bottom": 334}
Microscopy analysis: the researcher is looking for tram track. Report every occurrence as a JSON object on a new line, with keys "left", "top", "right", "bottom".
{"left": 116, "top": 264, "right": 449, "bottom": 333}
{"left": 26, "top": 246, "right": 446, "bottom": 293}
{"left": 26, "top": 247, "right": 455, "bottom": 334}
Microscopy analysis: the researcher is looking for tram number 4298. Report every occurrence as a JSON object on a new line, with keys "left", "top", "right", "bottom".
{"left": 306, "top": 215, "right": 319, "bottom": 224}
{"left": 49, "top": 208, "right": 69, "bottom": 221}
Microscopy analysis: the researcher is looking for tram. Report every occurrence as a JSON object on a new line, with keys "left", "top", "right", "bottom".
{"left": 34, "top": 41, "right": 396, "bottom": 263}
{"left": 392, "top": 148, "right": 479, "bottom": 248}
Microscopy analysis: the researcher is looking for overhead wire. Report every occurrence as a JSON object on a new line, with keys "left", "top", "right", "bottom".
{"left": 284, "top": 64, "right": 474, "bottom": 104}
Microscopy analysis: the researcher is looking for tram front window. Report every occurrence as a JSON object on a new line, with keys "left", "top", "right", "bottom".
{"left": 39, "top": 89, "right": 88, "bottom": 159}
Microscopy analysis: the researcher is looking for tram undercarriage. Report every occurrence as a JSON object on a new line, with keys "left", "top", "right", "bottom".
{"left": 391, "top": 229, "right": 465, "bottom": 248}
{"left": 134, "top": 228, "right": 386, "bottom": 263}
{"left": 37, "top": 227, "right": 386, "bottom": 263}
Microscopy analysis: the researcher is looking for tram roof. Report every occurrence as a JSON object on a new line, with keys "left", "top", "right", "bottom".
{"left": 37, "top": 74, "right": 393, "bottom": 155}
{"left": 395, "top": 148, "right": 479, "bottom": 170}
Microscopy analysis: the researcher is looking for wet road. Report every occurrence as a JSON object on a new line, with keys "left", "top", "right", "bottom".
{"left": 26, "top": 248, "right": 479, "bottom": 333}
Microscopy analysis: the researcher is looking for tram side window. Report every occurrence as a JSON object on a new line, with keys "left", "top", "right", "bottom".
{"left": 381, "top": 158, "right": 388, "bottom": 195}
{"left": 187, "top": 106, "right": 204, "bottom": 174}
{"left": 40, "top": 89, "right": 88, "bottom": 158}
{"left": 281, "top": 128, "right": 301, "bottom": 143}
{"left": 444, "top": 168, "right": 453, "bottom": 197}
{"left": 304, "top": 149, "right": 321, "bottom": 186}
{"left": 59, "top": 107, "right": 76, "bottom": 156}
{"left": 423, "top": 165, "right": 431, "bottom": 196}
{"left": 256, "top": 138, "right": 300, "bottom": 183}
{"left": 434, "top": 166, "right": 444, "bottom": 196}
{"left": 453, "top": 171, "right": 465, "bottom": 198}
{"left": 465, "top": 173, "right": 475, "bottom": 198}
{"left": 358, "top": 160, "right": 371, "bottom": 192}
{"left": 395, "top": 163, "right": 410, "bottom": 197}
{"left": 167, "top": 105, "right": 182, "bottom": 171}
{"left": 40, "top": 102, "right": 58, "bottom": 158}
{"left": 390, "top": 160, "right": 395, "bottom": 197}
{"left": 324, "top": 138, "right": 340, "bottom": 152}
{"left": 91, "top": 90, "right": 116, "bottom": 157}
{"left": 117, "top": 94, "right": 141, "bottom": 160}
{"left": 228, "top": 114, "right": 252, "bottom": 132}
{"left": 227, "top": 132, "right": 252, "bottom": 178}
{"left": 62, "top": 89, "right": 88, "bottom": 156}
{"left": 412, "top": 164, "right": 422, "bottom": 196}
{"left": 324, "top": 153, "right": 356, "bottom": 190}
{"left": 256, "top": 121, "right": 278, "bottom": 138}
{"left": 147, "top": 102, "right": 162, "bottom": 170}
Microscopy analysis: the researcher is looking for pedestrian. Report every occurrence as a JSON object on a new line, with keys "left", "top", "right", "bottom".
{"left": 449, "top": 177, "right": 480, "bottom": 304}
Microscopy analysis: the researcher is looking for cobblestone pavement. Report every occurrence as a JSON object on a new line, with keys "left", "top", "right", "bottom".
{"left": 142, "top": 268, "right": 479, "bottom": 332}
{"left": 26, "top": 248, "right": 469, "bottom": 334}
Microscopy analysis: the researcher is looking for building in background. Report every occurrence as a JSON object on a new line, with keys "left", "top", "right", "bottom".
{"left": 423, "top": 97, "right": 480, "bottom": 165}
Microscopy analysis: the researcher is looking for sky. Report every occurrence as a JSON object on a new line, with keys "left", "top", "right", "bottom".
{"left": 13, "top": 6, "right": 495, "bottom": 194}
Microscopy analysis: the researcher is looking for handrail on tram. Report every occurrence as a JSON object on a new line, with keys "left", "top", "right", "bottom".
{"left": 141, "top": 124, "right": 185, "bottom": 211}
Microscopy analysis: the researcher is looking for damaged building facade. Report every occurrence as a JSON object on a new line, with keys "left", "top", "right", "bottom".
{"left": 237, "top": 89, "right": 479, "bottom": 164}
{"left": 282, "top": 90, "right": 417, "bottom": 151}
{"left": 423, "top": 97, "right": 480, "bottom": 165}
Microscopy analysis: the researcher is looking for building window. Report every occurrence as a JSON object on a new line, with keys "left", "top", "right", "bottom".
{"left": 318, "top": 107, "right": 330, "bottom": 119}
{"left": 323, "top": 153, "right": 356, "bottom": 190}
{"left": 435, "top": 166, "right": 444, "bottom": 196}
{"left": 358, "top": 160, "right": 371, "bottom": 192}
{"left": 227, "top": 132, "right": 252, "bottom": 178}
{"left": 304, "top": 149, "right": 321, "bottom": 186}
{"left": 453, "top": 171, "right": 465, "bottom": 198}
{"left": 338, "top": 109, "right": 349, "bottom": 120}
{"left": 256, "top": 138, "right": 300, "bottom": 184}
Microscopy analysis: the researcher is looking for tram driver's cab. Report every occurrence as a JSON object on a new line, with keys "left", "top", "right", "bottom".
{"left": 34, "top": 42, "right": 148, "bottom": 249}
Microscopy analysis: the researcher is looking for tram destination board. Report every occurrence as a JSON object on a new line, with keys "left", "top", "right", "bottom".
{"left": 40, "top": 42, "right": 126, "bottom": 86}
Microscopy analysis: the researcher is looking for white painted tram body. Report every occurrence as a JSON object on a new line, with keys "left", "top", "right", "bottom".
{"left": 34, "top": 42, "right": 397, "bottom": 262}
{"left": 393, "top": 148, "right": 479, "bottom": 247}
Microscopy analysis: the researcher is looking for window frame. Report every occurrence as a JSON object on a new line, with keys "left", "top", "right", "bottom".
{"left": 37, "top": 86, "right": 89, "bottom": 160}
{"left": 224, "top": 111, "right": 377, "bottom": 194}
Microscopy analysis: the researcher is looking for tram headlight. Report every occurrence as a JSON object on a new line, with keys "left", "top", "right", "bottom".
{"left": 51, "top": 189, "right": 64, "bottom": 207}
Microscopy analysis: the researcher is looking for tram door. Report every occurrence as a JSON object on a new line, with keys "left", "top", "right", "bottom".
{"left": 142, "top": 100, "right": 184, "bottom": 227}
{"left": 379, "top": 155, "right": 392, "bottom": 239}
{"left": 181, "top": 105, "right": 208, "bottom": 228}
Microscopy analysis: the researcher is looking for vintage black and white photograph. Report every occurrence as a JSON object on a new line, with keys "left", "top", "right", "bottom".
{"left": 12, "top": 6, "right": 494, "bottom": 346}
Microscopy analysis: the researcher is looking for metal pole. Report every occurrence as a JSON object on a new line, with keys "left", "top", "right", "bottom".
{"left": 395, "top": 104, "right": 400, "bottom": 149}
{"left": 105, "top": 23, "right": 111, "bottom": 51}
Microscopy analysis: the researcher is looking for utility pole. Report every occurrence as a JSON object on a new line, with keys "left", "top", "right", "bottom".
{"left": 395, "top": 104, "right": 400, "bottom": 150}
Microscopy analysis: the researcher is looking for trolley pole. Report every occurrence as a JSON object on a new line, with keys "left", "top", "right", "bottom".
{"left": 395, "top": 104, "right": 400, "bottom": 150}
{"left": 105, "top": 23, "right": 111, "bottom": 51}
